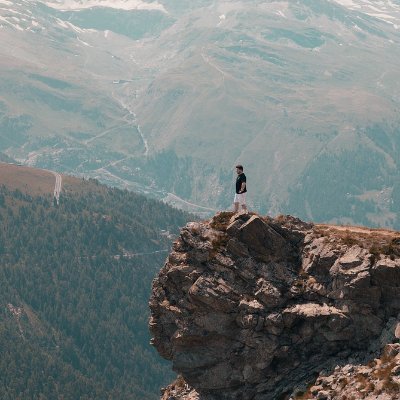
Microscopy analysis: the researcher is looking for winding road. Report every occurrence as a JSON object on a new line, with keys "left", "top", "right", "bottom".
{"left": 166, "top": 192, "right": 217, "bottom": 212}
{"left": 51, "top": 171, "right": 62, "bottom": 205}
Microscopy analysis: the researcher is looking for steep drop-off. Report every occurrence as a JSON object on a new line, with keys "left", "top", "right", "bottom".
{"left": 150, "top": 212, "right": 400, "bottom": 399}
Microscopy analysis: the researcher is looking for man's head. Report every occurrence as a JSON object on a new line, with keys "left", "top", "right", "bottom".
{"left": 236, "top": 165, "right": 243, "bottom": 174}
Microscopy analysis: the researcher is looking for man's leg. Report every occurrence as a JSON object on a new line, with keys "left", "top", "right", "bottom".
{"left": 241, "top": 193, "right": 247, "bottom": 212}
{"left": 234, "top": 202, "right": 239, "bottom": 213}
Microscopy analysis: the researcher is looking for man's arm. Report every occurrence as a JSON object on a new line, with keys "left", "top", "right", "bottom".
{"left": 240, "top": 182, "right": 246, "bottom": 193}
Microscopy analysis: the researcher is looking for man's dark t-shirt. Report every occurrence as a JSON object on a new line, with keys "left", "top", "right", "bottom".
{"left": 236, "top": 173, "right": 247, "bottom": 194}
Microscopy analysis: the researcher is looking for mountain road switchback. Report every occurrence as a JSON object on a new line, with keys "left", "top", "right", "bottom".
{"left": 50, "top": 171, "right": 62, "bottom": 205}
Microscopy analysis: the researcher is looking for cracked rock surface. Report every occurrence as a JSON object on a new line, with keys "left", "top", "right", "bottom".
{"left": 149, "top": 212, "right": 400, "bottom": 399}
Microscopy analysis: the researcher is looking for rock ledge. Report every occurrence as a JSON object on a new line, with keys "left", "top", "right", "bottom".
{"left": 149, "top": 212, "right": 400, "bottom": 399}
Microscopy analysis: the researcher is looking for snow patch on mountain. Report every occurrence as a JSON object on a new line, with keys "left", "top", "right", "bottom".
{"left": 334, "top": 0, "right": 400, "bottom": 26}
{"left": 55, "top": 18, "right": 96, "bottom": 34}
{"left": 43, "top": 0, "right": 167, "bottom": 12}
{"left": 0, "top": 0, "right": 48, "bottom": 31}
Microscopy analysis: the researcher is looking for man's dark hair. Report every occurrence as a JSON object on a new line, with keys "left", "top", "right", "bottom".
{"left": 236, "top": 165, "right": 244, "bottom": 171}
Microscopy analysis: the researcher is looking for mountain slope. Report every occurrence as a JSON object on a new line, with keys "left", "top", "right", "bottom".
{"left": 133, "top": 0, "right": 400, "bottom": 219}
{"left": 0, "top": 0, "right": 400, "bottom": 226}
{"left": 0, "top": 164, "right": 191, "bottom": 399}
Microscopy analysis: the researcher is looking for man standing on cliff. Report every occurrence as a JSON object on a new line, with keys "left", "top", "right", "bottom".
{"left": 234, "top": 165, "right": 247, "bottom": 213}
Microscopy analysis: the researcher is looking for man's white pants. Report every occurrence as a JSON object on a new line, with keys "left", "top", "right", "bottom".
{"left": 234, "top": 193, "right": 246, "bottom": 206}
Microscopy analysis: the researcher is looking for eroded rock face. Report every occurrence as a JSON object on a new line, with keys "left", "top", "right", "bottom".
{"left": 149, "top": 213, "right": 400, "bottom": 400}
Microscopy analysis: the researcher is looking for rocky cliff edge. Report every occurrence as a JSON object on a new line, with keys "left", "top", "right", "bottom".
{"left": 149, "top": 212, "right": 400, "bottom": 399}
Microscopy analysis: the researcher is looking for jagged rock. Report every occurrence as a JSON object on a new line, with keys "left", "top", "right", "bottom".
{"left": 149, "top": 213, "right": 400, "bottom": 400}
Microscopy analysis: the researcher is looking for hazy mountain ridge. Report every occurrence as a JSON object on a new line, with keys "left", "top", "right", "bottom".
{"left": 0, "top": 0, "right": 399, "bottom": 226}
{"left": 43, "top": 0, "right": 168, "bottom": 12}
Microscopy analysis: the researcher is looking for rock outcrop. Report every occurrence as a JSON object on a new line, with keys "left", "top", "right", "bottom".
{"left": 149, "top": 212, "right": 400, "bottom": 399}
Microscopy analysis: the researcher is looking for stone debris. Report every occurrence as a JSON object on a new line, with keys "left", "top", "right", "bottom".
{"left": 301, "top": 344, "right": 400, "bottom": 399}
